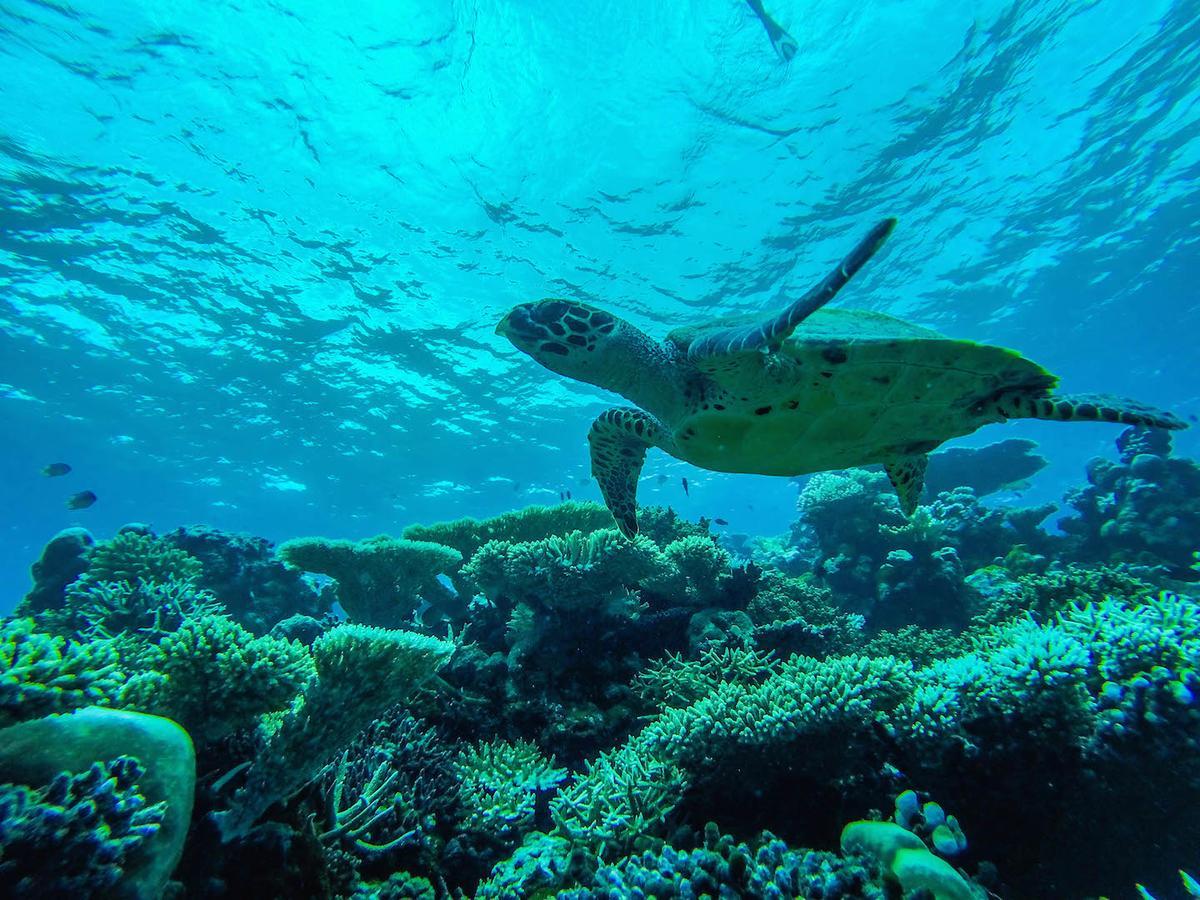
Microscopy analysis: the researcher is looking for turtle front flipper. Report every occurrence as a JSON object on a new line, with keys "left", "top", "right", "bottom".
{"left": 884, "top": 453, "right": 929, "bottom": 516}
{"left": 588, "top": 407, "right": 671, "bottom": 538}
{"left": 993, "top": 391, "right": 1187, "bottom": 431}
{"left": 686, "top": 217, "right": 896, "bottom": 366}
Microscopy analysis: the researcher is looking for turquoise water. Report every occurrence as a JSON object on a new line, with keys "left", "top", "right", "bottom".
{"left": 2, "top": 3, "right": 1200, "bottom": 898}
{"left": 2, "top": 0, "right": 1197, "bottom": 595}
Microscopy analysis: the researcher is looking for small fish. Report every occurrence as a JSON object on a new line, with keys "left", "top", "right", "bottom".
{"left": 713, "top": 517, "right": 729, "bottom": 526}
{"left": 681, "top": 477, "right": 690, "bottom": 497}
{"left": 656, "top": 473, "right": 669, "bottom": 487}
{"left": 66, "top": 490, "right": 98, "bottom": 510}
{"left": 42, "top": 462, "right": 71, "bottom": 477}
{"left": 566, "top": 489, "right": 572, "bottom": 500}
{"left": 560, "top": 491, "right": 565, "bottom": 502}
{"left": 1190, "top": 413, "right": 1198, "bottom": 424}
{"left": 745, "top": 0, "right": 798, "bottom": 62}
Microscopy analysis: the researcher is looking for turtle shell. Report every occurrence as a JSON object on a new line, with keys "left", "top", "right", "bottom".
{"left": 669, "top": 308, "right": 1056, "bottom": 476}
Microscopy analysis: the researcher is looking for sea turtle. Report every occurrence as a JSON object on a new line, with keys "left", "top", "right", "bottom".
{"left": 496, "top": 218, "right": 1186, "bottom": 538}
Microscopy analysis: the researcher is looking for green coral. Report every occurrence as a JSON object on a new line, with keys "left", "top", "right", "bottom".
{"left": 633, "top": 646, "right": 778, "bottom": 709}
{"left": 402, "top": 501, "right": 614, "bottom": 564}
{"left": 60, "top": 575, "right": 222, "bottom": 639}
{"left": 550, "top": 739, "right": 689, "bottom": 853}
{"left": 118, "top": 613, "right": 315, "bottom": 745}
{"left": 85, "top": 529, "right": 203, "bottom": 587}
{"left": 968, "top": 562, "right": 1157, "bottom": 627}
{"left": 0, "top": 619, "right": 122, "bottom": 727}
{"left": 279, "top": 535, "right": 463, "bottom": 628}
{"left": 217, "top": 625, "right": 455, "bottom": 839}
{"left": 455, "top": 738, "right": 566, "bottom": 842}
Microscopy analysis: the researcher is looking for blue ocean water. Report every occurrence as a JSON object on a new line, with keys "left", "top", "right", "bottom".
{"left": 2, "top": 0, "right": 1198, "bottom": 599}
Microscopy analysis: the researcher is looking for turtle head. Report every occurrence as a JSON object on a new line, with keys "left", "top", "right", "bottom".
{"left": 497, "top": 299, "right": 630, "bottom": 387}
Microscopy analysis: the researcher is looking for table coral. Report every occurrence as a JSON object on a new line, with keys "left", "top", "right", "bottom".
{"left": 279, "top": 535, "right": 463, "bottom": 628}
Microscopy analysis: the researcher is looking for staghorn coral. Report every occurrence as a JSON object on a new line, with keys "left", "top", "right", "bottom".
{"left": 0, "top": 618, "right": 123, "bottom": 726}
{"left": 118, "top": 612, "right": 315, "bottom": 745}
{"left": 279, "top": 535, "right": 463, "bottom": 628}
{"left": 321, "top": 709, "right": 461, "bottom": 873}
{"left": 0, "top": 756, "right": 166, "bottom": 898}
{"left": 633, "top": 645, "right": 778, "bottom": 709}
{"left": 455, "top": 738, "right": 566, "bottom": 844}
{"left": 86, "top": 528, "right": 204, "bottom": 588}
{"left": 59, "top": 575, "right": 222, "bottom": 640}
{"left": 216, "top": 624, "right": 455, "bottom": 840}
{"left": 550, "top": 739, "right": 689, "bottom": 854}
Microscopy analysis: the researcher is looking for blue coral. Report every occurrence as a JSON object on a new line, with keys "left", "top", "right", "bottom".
{"left": 0, "top": 756, "right": 166, "bottom": 898}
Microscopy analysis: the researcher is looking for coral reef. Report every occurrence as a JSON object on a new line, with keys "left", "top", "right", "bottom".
{"left": 3, "top": 431, "right": 1197, "bottom": 897}
{"left": 163, "top": 525, "right": 325, "bottom": 633}
{"left": 1059, "top": 427, "right": 1200, "bottom": 576}
{"left": 279, "top": 535, "right": 463, "bottom": 628}
{"left": 0, "top": 707, "right": 196, "bottom": 899}
{"left": 0, "top": 756, "right": 166, "bottom": 898}
{"left": 0, "top": 618, "right": 122, "bottom": 726}
{"left": 216, "top": 624, "right": 455, "bottom": 840}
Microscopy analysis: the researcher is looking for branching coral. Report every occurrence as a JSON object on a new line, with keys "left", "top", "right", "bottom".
{"left": 633, "top": 646, "right": 779, "bottom": 709}
{"left": 321, "top": 709, "right": 461, "bottom": 868}
{"left": 455, "top": 738, "right": 566, "bottom": 843}
{"left": 279, "top": 535, "right": 462, "bottom": 628}
{"left": 403, "top": 501, "right": 615, "bottom": 563}
{"left": 118, "top": 612, "right": 315, "bottom": 745}
{"left": 216, "top": 625, "right": 455, "bottom": 840}
{"left": 87, "top": 529, "right": 204, "bottom": 586}
{"left": 61, "top": 575, "right": 223, "bottom": 639}
{"left": 0, "top": 618, "right": 122, "bottom": 727}
{"left": 576, "top": 825, "right": 887, "bottom": 900}
{"left": 0, "top": 756, "right": 166, "bottom": 898}
{"left": 550, "top": 740, "right": 689, "bottom": 853}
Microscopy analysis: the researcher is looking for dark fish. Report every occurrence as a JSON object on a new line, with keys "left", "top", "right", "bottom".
{"left": 745, "top": 0, "right": 798, "bottom": 62}
{"left": 1190, "top": 413, "right": 1198, "bottom": 423}
{"left": 566, "top": 490, "right": 572, "bottom": 500}
{"left": 714, "top": 517, "right": 729, "bottom": 526}
{"left": 656, "top": 473, "right": 669, "bottom": 486}
{"left": 560, "top": 491, "right": 565, "bottom": 502}
{"left": 66, "top": 490, "right": 97, "bottom": 510}
{"left": 42, "top": 462, "right": 71, "bottom": 477}
{"left": 681, "top": 477, "right": 690, "bottom": 497}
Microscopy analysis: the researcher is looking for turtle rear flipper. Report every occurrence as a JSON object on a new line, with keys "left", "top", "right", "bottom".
{"left": 994, "top": 391, "right": 1187, "bottom": 430}
{"left": 686, "top": 218, "right": 896, "bottom": 370}
{"left": 588, "top": 408, "right": 671, "bottom": 538}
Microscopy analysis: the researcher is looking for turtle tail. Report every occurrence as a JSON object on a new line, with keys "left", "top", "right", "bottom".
{"left": 994, "top": 391, "right": 1187, "bottom": 430}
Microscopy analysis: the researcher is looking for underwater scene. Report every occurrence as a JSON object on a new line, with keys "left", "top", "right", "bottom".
{"left": 2, "top": 1, "right": 1199, "bottom": 898}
